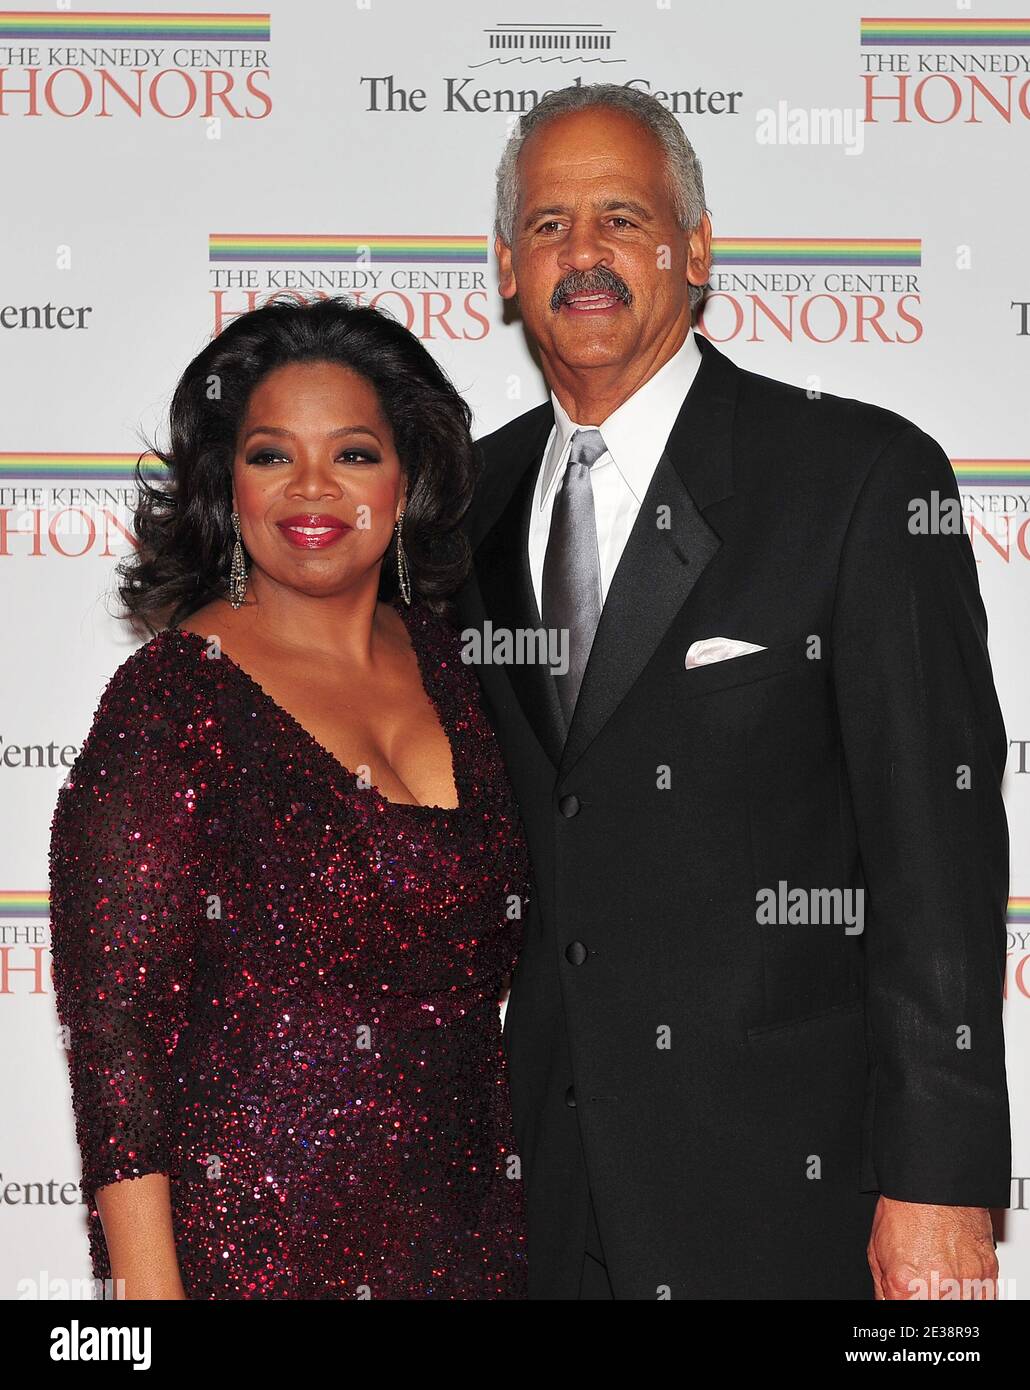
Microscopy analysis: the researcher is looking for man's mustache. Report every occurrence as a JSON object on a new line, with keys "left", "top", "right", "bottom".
{"left": 550, "top": 267, "right": 633, "bottom": 312}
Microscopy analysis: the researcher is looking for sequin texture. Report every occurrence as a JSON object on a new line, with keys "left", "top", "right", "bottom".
{"left": 48, "top": 598, "right": 530, "bottom": 1299}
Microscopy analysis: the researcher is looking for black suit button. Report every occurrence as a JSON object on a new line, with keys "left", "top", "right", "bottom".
{"left": 565, "top": 941, "right": 588, "bottom": 966}
{"left": 558, "top": 793, "right": 580, "bottom": 817}
{"left": 565, "top": 1085, "right": 577, "bottom": 1107}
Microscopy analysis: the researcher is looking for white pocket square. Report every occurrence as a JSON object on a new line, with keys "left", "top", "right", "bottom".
{"left": 685, "top": 637, "right": 767, "bottom": 669}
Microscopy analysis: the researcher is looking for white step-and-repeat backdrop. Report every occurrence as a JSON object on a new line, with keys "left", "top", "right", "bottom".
{"left": 1, "top": 0, "right": 1026, "bottom": 1298}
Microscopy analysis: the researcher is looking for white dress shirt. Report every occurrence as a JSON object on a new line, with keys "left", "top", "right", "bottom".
{"left": 528, "top": 328, "right": 703, "bottom": 617}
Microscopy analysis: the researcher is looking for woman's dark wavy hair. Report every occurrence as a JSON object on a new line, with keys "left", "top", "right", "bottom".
{"left": 118, "top": 296, "right": 479, "bottom": 631}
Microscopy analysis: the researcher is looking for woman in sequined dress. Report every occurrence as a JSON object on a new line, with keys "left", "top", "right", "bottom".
{"left": 49, "top": 299, "right": 529, "bottom": 1299}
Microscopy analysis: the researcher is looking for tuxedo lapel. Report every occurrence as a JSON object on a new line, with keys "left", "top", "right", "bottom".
{"left": 473, "top": 409, "right": 568, "bottom": 768}
{"left": 558, "top": 333, "right": 739, "bottom": 779}
{"left": 471, "top": 334, "right": 740, "bottom": 778}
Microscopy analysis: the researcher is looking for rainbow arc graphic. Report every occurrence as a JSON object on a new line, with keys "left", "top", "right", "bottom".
{"left": 860, "top": 18, "right": 1030, "bottom": 46}
{"left": 711, "top": 238, "right": 921, "bottom": 267}
{"left": 209, "top": 235, "right": 487, "bottom": 264}
{"left": 0, "top": 11, "right": 271, "bottom": 41}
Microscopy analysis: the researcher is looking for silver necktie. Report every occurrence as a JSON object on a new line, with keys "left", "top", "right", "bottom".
{"left": 541, "top": 427, "right": 607, "bottom": 726}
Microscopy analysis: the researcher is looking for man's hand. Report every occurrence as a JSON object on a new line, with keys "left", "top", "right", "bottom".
{"left": 868, "top": 1195, "right": 998, "bottom": 1299}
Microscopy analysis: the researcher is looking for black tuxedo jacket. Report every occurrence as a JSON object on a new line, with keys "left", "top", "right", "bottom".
{"left": 454, "top": 333, "right": 1011, "bottom": 1300}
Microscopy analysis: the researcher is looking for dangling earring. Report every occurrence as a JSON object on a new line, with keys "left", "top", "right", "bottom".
{"left": 229, "top": 510, "right": 248, "bottom": 609}
{"left": 395, "top": 509, "right": 412, "bottom": 606}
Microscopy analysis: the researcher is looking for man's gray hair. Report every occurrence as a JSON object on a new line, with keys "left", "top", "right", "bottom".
{"left": 494, "top": 84, "right": 709, "bottom": 308}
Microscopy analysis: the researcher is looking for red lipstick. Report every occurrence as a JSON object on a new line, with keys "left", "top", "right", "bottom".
{"left": 276, "top": 513, "right": 352, "bottom": 550}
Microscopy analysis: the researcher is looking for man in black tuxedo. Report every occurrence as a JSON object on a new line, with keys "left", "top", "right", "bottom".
{"left": 455, "top": 83, "right": 1010, "bottom": 1299}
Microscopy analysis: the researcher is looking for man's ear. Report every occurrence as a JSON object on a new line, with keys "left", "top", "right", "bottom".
{"left": 495, "top": 234, "right": 517, "bottom": 300}
{"left": 686, "top": 211, "right": 712, "bottom": 301}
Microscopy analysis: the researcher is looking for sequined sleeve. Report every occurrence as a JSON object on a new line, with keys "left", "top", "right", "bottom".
{"left": 49, "top": 644, "right": 205, "bottom": 1198}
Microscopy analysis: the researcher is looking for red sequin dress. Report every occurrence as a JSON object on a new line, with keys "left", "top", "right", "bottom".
{"left": 49, "top": 598, "right": 529, "bottom": 1299}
